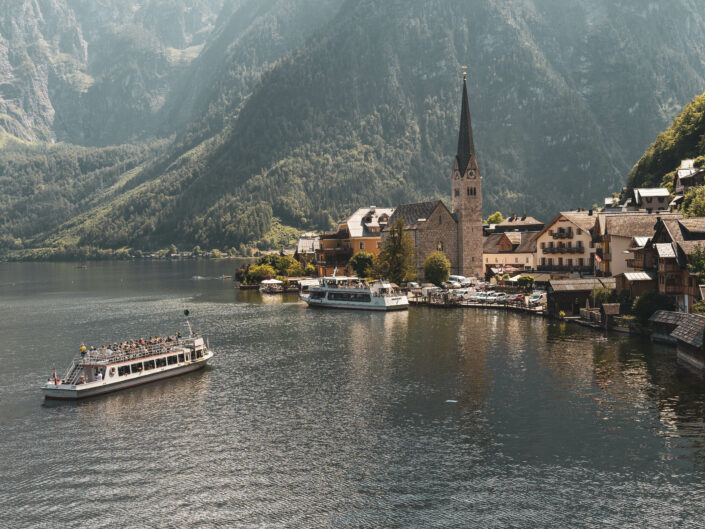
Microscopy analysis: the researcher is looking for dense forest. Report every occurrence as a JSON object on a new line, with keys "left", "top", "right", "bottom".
{"left": 3, "top": 0, "right": 705, "bottom": 258}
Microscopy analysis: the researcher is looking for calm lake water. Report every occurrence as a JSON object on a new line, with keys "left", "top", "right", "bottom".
{"left": 2, "top": 261, "right": 705, "bottom": 528}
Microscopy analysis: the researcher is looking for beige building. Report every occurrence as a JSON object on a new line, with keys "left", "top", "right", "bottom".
{"left": 483, "top": 231, "right": 538, "bottom": 275}
{"left": 535, "top": 211, "right": 597, "bottom": 273}
{"left": 593, "top": 212, "right": 681, "bottom": 276}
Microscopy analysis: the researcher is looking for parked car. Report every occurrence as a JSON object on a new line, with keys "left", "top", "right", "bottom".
{"left": 485, "top": 291, "right": 502, "bottom": 302}
{"left": 470, "top": 291, "right": 488, "bottom": 302}
{"left": 442, "top": 281, "right": 462, "bottom": 290}
{"left": 449, "top": 275, "right": 473, "bottom": 287}
{"left": 406, "top": 282, "right": 420, "bottom": 289}
{"left": 505, "top": 294, "right": 524, "bottom": 304}
{"left": 528, "top": 291, "right": 547, "bottom": 306}
{"left": 494, "top": 293, "right": 509, "bottom": 303}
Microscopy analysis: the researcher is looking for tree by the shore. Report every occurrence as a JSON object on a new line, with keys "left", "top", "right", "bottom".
{"left": 349, "top": 251, "right": 375, "bottom": 278}
{"left": 424, "top": 251, "right": 450, "bottom": 286}
{"left": 372, "top": 219, "right": 416, "bottom": 285}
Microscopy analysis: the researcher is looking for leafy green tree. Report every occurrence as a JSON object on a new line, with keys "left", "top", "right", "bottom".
{"left": 285, "top": 260, "right": 304, "bottom": 277}
{"left": 590, "top": 286, "right": 612, "bottom": 306}
{"left": 687, "top": 244, "right": 705, "bottom": 282}
{"left": 305, "top": 263, "right": 316, "bottom": 276}
{"left": 247, "top": 264, "right": 276, "bottom": 283}
{"left": 349, "top": 251, "right": 375, "bottom": 278}
{"left": 424, "top": 251, "right": 450, "bottom": 285}
{"left": 632, "top": 290, "right": 674, "bottom": 326}
{"left": 376, "top": 219, "right": 416, "bottom": 285}
{"left": 192, "top": 245, "right": 202, "bottom": 256}
{"left": 211, "top": 249, "right": 222, "bottom": 258}
{"left": 682, "top": 187, "right": 705, "bottom": 217}
{"left": 485, "top": 211, "right": 504, "bottom": 224}
{"left": 517, "top": 275, "right": 534, "bottom": 290}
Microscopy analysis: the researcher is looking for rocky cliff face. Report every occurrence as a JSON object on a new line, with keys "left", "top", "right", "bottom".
{"left": 0, "top": 0, "right": 225, "bottom": 144}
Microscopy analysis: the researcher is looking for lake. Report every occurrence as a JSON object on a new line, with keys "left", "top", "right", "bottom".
{"left": 2, "top": 261, "right": 705, "bottom": 528}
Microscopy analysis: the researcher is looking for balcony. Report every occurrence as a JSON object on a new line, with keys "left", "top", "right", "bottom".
{"left": 542, "top": 246, "right": 585, "bottom": 254}
{"left": 315, "top": 248, "right": 353, "bottom": 267}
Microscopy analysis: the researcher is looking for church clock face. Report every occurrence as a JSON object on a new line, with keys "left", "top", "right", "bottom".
{"left": 468, "top": 170, "right": 475, "bottom": 179}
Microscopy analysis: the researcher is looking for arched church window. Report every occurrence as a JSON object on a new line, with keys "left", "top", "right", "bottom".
{"left": 455, "top": 189, "right": 459, "bottom": 197}
{"left": 439, "top": 215, "right": 442, "bottom": 225}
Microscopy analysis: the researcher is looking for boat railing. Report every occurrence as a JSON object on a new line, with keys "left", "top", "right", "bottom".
{"left": 78, "top": 337, "right": 200, "bottom": 367}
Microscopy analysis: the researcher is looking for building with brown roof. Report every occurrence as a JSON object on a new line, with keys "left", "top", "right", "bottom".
{"left": 629, "top": 217, "right": 705, "bottom": 312}
{"left": 315, "top": 206, "right": 393, "bottom": 276}
{"left": 493, "top": 214, "right": 544, "bottom": 233}
{"left": 593, "top": 212, "right": 681, "bottom": 276}
{"left": 535, "top": 210, "right": 597, "bottom": 273}
{"left": 383, "top": 74, "right": 483, "bottom": 279}
{"left": 483, "top": 231, "right": 538, "bottom": 276}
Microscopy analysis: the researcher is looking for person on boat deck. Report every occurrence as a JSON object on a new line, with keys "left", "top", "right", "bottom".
{"left": 96, "top": 371, "right": 102, "bottom": 382}
{"left": 106, "top": 345, "right": 113, "bottom": 356}
{"left": 80, "top": 343, "right": 86, "bottom": 357}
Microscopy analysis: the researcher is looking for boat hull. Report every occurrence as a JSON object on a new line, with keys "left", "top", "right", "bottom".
{"left": 303, "top": 298, "right": 408, "bottom": 311}
{"left": 43, "top": 355, "right": 212, "bottom": 400}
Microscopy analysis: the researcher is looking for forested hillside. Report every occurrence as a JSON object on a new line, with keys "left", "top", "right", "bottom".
{"left": 628, "top": 91, "right": 705, "bottom": 189}
{"left": 3, "top": 0, "right": 705, "bottom": 257}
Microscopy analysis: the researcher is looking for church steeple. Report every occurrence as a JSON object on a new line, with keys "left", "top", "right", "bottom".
{"left": 456, "top": 69, "right": 477, "bottom": 177}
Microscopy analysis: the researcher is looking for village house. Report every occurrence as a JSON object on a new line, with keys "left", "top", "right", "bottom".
{"left": 546, "top": 277, "right": 616, "bottom": 317}
{"left": 592, "top": 212, "right": 682, "bottom": 277}
{"left": 383, "top": 72, "right": 483, "bottom": 279}
{"left": 315, "top": 206, "right": 393, "bottom": 277}
{"left": 629, "top": 217, "right": 705, "bottom": 312}
{"left": 624, "top": 187, "right": 671, "bottom": 212}
{"left": 483, "top": 231, "right": 538, "bottom": 277}
{"left": 673, "top": 159, "right": 705, "bottom": 208}
{"left": 535, "top": 210, "right": 597, "bottom": 274}
{"left": 294, "top": 232, "right": 320, "bottom": 265}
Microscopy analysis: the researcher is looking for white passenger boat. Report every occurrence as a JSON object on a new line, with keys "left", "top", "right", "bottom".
{"left": 300, "top": 276, "right": 409, "bottom": 311}
{"left": 42, "top": 317, "right": 213, "bottom": 400}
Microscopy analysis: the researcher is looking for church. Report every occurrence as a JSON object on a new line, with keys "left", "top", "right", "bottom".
{"left": 383, "top": 72, "right": 484, "bottom": 279}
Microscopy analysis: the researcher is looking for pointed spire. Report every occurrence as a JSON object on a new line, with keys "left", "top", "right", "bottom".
{"left": 456, "top": 67, "right": 477, "bottom": 176}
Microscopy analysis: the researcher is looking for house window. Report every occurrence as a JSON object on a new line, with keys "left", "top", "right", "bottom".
{"left": 579, "top": 258, "right": 584, "bottom": 267}
{"left": 541, "top": 242, "right": 545, "bottom": 249}
{"left": 558, "top": 258, "right": 563, "bottom": 266}
{"left": 359, "top": 242, "right": 364, "bottom": 250}
{"left": 548, "top": 258, "right": 553, "bottom": 266}
{"left": 376, "top": 241, "right": 381, "bottom": 249}
{"left": 467, "top": 188, "right": 471, "bottom": 196}
{"left": 568, "top": 259, "right": 572, "bottom": 267}
{"left": 541, "top": 258, "right": 546, "bottom": 266}
{"left": 577, "top": 229, "right": 582, "bottom": 235}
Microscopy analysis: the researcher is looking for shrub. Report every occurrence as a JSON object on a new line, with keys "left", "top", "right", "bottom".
{"left": 632, "top": 290, "right": 674, "bottom": 326}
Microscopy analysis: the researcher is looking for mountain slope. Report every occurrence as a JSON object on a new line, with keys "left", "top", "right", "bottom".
{"left": 6, "top": 0, "right": 705, "bottom": 255}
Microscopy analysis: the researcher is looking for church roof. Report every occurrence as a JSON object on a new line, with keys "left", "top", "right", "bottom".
{"left": 387, "top": 200, "right": 446, "bottom": 231}
{"left": 456, "top": 77, "right": 477, "bottom": 176}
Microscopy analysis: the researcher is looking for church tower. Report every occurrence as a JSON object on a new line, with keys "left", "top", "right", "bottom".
{"left": 451, "top": 69, "right": 484, "bottom": 278}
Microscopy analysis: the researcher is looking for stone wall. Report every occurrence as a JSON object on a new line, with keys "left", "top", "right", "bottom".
{"left": 416, "top": 205, "right": 459, "bottom": 278}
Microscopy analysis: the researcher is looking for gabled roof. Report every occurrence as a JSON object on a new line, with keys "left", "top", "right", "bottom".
{"left": 345, "top": 207, "right": 395, "bottom": 238}
{"left": 635, "top": 188, "right": 670, "bottom": 199}
{"left": 497, "top": 214, "right": 543, "bottom": 228}
{"left": 516, "top": 231, "right": 540, "bottom": 253}
{"left": 620, "top": 271, "right": 657, "bottom": 282}
{"left": 386, "top": 200, "right": 449, "bottom": 231}
{"left": 548, "top": 277, "right": 615, "bottom": 292}
{"left": 537, "top": 211, "right": 596, "bottom": 240}
{"left": 483, "top": 231, "right": 538, "bottom": 254}
{"left": 598, "top": 213, "right": 679, "bottom": 239}
{"left": 680, "top": 218, "right": 705, "bottom": 235}
{"left": 670, "top": 313, "right": 705, "bottom": 348}
{"left": 655, "top": 243, "right": 676, "bottom": 259}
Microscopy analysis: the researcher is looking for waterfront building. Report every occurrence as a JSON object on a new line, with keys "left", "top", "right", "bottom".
{"left": 630, "top": 217, "right": 705, "bottom": 312}
{"left": 546, "top": 277, "right": 616, "bottom": 317}
{"left": 315, "top": 206, "right": 394, "bottom": 277}
{"left": 383, "top": 71, "right": 483, "bottom": 279}
{"left": 592, "top": 212, "right": 681, "bottom": 276}
{"left": 535, "top": 210, "right": 597, "bottom": 273}
{"left": 623, "top": 187, "right": 671, "bottom": 212}
{"left": 483, "top": 231, "right": 539, "bottom": 277}
{"left": 294, "top": 232, "right": 320, "bottom": 265}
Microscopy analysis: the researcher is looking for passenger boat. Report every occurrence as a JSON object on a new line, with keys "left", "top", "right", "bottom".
{"left": 300, "top": 276, "right": 409, "bottom": 311}
{"left": 42, "top": 316, "right": 213, "bottom": 400}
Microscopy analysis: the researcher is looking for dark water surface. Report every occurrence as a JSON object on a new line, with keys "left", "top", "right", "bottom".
{"left": 2, "top": 261, "right": 705, "bottom": 528}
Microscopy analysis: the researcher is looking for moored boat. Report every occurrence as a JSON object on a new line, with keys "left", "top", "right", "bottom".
{"left": 43, "top": 315, "right": 213, "bottom": 400}
{"left": 300, "top": 276, "right": 409, "bottom": 311}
